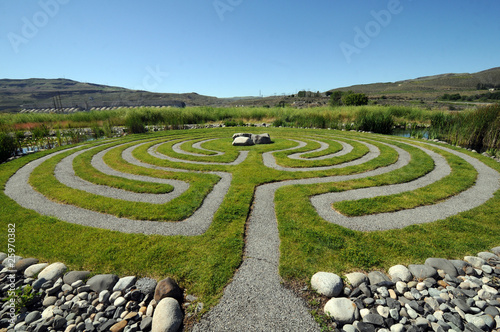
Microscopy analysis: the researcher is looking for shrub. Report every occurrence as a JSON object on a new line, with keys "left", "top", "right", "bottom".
{"left": 356, "top": 109, "right": 394, "bottom": 134}
{"left": 342, "top": 93, "right": 369, "bottom": 106}
{"left": 125, "top": 112, "right": 146, "bottom": 134}
{"left": 0, "top": 132, "right": 16, "bottom": 163}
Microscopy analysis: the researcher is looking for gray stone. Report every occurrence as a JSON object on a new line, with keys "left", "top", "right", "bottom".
{"left": 53, "top": 315, "right": 66, "bottom": 329}
{"left": 408, "top": 264, "right": 438, "bottom": 280}
{"left": 342, "top": 324, "right": 356, "bottom": 332}
{"left": 311, "top": 272, "right": 344, "bottom": 297}
{"left": 25, "top": 311, "right": 42, "bottom": 325}
{"left": 38, "top": 262, "right": 67, "bottom": 282}
{"left": 388, "top": 265, "right": 413, "bottom": 282}
{"left": 477, "top": 251, "right": 498, "bottom": 262}
{"left": 113, "top": 297, "right": 126, "bottom": 307}
{"left": 63, "top": 271, "right": 90, "bottom": 285}
{"left": 484, "top": 305, "right": 499, "bottom": 316}
{"left": 449, "top": 260, "right": 469, "bottom": 275}
{"left": 14, "top": 258, "right": 39, "bottom": 272}
{"left": 464, "top": 256, "right": 486, "bottom": 269}
{"left": 390, "top": 323, "right": 405, "bottom": 332}
{"left": 24, "top": 263, "right": 49, "bottom": 278}
{"left": 42, "top": 296, "right": 58, "bottom": 307}
{"left": 232, "top": 133, "right": 251, "bottom": 139}
{"left": 251, "top": 133, "right": 272, "bottom": 144}
{"left": 113, "top": 276, "right": 137, "bottom": 292}
{"left": 87, "top": 274, "right": 119, "bottom": 293}
{"left": 136, "top": 277, "right": 157, "bottom": 296}
{"left": 324, "top": 298, "right": 357, "bottom": 325}
{"left": 345, "top": 272, "right": 368, "bottom": 288}
{"left": 140, "top": 316, "right": 153, "bottom": 331}
{"left": 367, "top": 271, "right": 391, "bottom": 285}
{"left": 491, "top": 246, "right": 500, "bottom": 256}
{"left": 232, "top": 136, "right": 254, "bottom": 146}
{"left": 151, "top": 298, "right": 183, "bottom": 332}
{"left": 425, "top": 258, "right": 458, "bottom": 278}
{"left": 363, "top": 313, "right": 384, "bottom": 326}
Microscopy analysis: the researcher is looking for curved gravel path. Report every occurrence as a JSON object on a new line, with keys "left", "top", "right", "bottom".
{"left": 287, "top": 139, "right": 353, "bottom": 160}
{"left": 4, "top": 135, "right": 500, "bottom": 331}
{"left": 173, "top": 139, "right": 224, "bottom": 157}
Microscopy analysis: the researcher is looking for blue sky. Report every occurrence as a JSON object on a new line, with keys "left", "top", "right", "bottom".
{"left": 1, "top": 0, "right": 499, "bottom": 98}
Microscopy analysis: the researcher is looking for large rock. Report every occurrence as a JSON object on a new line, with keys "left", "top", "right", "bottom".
{"left": 367, "top": 271, "right": 391, "bottom": 285}
{"left": 154, "top": 277, "right": 183, "bottom": 303}
{"left": 113, "top": 276, "right": 137, "bottom": 292}
{"left": 311, "top": 272, "right": 343, "bottom": 297}
{"left": 324, "top": 298, "right": 357, "bottom": 325}
{"left": 232, "top": 133, "right": 252, "bottom": 139}
{"left": 408, "top": 264, "right": 438, "bottom": 280}
{"left": 388, "top": 265, "right": 413, "bottom": 282}
{"left": 24, "top": 263, "right": 49, "bottom": 278}
{"left": 136, "top": 277, "right": 157, "bottom": 296}
{"left": 38, "top": 262, "right": 67, "bottom": 282}
{"left": 14, "top": 258, "right": 39, "bottom": 272}
{"left": 63, "top": 271, "right": 90, "bottom": 285}
{"left": 86, "top": 274, "right": 119, "bottom": 293}
{"left": 251, "top": 133, "right": 272, "bottom": 144}
{"left": 232, "top": 136, "right": 254, "bottom": 146}
{"left": 425, "top": 258, "right": 458, "bottom": 278}
{"left": 345, "top": 272, "right": 368, "bottom": 288}
{"left": 464, "top": 256, "right": 486, "bottom": 269}
{"left": 152, "top": 298, "right": 183, "bottom": 332}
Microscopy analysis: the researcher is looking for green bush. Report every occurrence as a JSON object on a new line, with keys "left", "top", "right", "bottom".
{"left": 0, "top": 132, "right": 16, "bottom": 163}
{"left": 125, "top": 112, "right": 146, "bottom": 134}
{"left": 356, "top": 109, "right": 394, "bottom": 134}
{"left": 342, "top": 93, "right": 369, "bottom": 106}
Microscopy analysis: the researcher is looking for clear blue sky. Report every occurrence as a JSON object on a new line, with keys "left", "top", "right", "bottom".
{"left": 1, "top": 0, "right": 499, "bottom": 98}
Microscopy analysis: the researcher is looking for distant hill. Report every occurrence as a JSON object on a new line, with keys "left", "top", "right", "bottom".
{"left": 0, "top": 78, "right": 222, "bottom": 113}
{"left": 329, "top": 67, "right": 500, "bottom": 94}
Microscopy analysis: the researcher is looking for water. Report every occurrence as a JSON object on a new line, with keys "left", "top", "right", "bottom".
{"left": 392, "top": 128, "right": 430, "bottom": 139}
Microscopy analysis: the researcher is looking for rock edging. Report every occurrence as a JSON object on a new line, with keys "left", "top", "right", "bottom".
{"left": 310, "top": 247, "right": 500, "bottom": 332}
{"left": 0, "top": 253, "right": 189, "bottom": 332}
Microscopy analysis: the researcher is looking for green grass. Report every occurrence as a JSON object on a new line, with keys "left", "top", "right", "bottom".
{"left": 73, "top": 143, "right": 175, "bottom": 194}
{"left": 1, "top": 126, "right": 498, "bottom": 314}
{"left": 332, "top": 145, "right": 477, "bottom": 216}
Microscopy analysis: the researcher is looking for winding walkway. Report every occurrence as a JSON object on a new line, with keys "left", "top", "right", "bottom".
{"left": 4, "top": 135, "right": 500, "bottom": 331}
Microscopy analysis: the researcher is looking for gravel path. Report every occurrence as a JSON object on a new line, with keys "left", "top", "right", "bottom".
{"left": 4, "top": 135, "right": 500, "bottom": 331}
{"left": 287, "top": 139, "right": 353, "bottom": 160}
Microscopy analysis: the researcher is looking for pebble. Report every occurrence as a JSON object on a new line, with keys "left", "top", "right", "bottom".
{"left": 0, "top": 255, "right": 185, "bottom": 332}
{"left": 315, "top": 247, "right": 500, "bottom": 331}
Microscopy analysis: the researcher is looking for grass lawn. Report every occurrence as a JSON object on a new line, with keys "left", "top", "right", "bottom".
{"left": 1, "top": 127, "right": 498, "bottom": 312}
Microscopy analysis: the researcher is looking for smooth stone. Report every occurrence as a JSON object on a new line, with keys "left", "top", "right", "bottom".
{"left": 482, "top": 284, "right": 498, "bottom": 295}
{"left": 109, "top": 319, "right": 128, "bottom": 332}
{"left": 390, "top": 323, "right": 405, "bottom": 332}
{"left": 464, "top": 256, "right": 486, "bottom": 269}
{"left": 109, "top": 291, "right": 123, "bottom": 303}
{"left": 360, "top": 308, "right": 371, "bottom": 318}
{"left": 311, "top": 272, "right": 344, "bottom": 297}
{"left": 99, "top": 290, "right": 111, "bottom": 303}
{"left": 251, "top": 133, "right": 272, "bottom": 144}
{"left": 388, "top": 265, "right": 413, "bottom": 282}
{"left": 42, "top": 296, "right": 58, "bottom": 307}
{"left": 481, "top": 265, "right": 493, "bottom": 274}
{"left": 324, "top": 298, "right": 357, "bottom": 325}
{"left": 484, "top": 305, "right": 499, "bottom": 316}
{"left": 345, "top": 272, "right": 368, "bottom": 288}
{"left": 342, "top": 324, "right": 357, "bottom": 332}
{"left": 14, "top": 258, "right": 39, "bottom": 272}
{"left": 38, "top": 262, "right": 67, "bottom": 282}
{"left": 408, "top": 264, "right": 438, "bottom": 280}
{"left": 367, "top": 271, "right": 391, "bottom": 285}
{"left": 25, "top": 311, "right": 42, "bottom": 325}
{"left": 477, "top": 252, "right": 498, "bottom": 262}
{"left": 87, "top": 274, "right": 119, "bottom": 293}
{"left": 415, "top": 317, "right": 429, "bottom": 328}
{"left": 41, "top": 305, "right": 55, "bottom": 319}
{"left": 64, "top": 324, "right": 77, "bottom": 332}
{"left": 114, "top": 297, "right": 127, "bottom": 307}
{"left": 151, "top": 298, "right": 183, "bottom": 332}
{"left": 395, "top": 281, "right": 407, "bottom": 294}
{"left": 63, "top": 271, "right": 90, "bottom": 285}
{"left": 389, "top": 308, "right": 399, "bottom": 320}
{"left": 376, "top": 306, "right": 390, "bottom": 318}
{"left": 24, "top": 263, "right": 49, "bottom": 278}
{"left": 154, "top": 278, "right": 183, "bottom": 303}
{"left": 113, "top": 276, "right": 137, "bottom": 292}
{"left": 491, "top": 247, "right": 500, "bottom": 256}
{"left": 140, "top": 316, "right": 153, "bottom": 331}
{"left": 232, "top": 136, "right": 254, "bottom": 146}
{"left": 425, "top": 258, "right": 458, "bottom": 278}
{"left": 356, "top": 321, "right": 376, "bottom": 332}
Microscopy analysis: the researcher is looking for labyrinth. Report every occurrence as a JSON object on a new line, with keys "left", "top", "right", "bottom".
{"left": 2, "top": 127, "right": 500, "bottom": 329}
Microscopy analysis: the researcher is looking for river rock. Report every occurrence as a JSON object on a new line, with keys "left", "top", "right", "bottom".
{"left": 425, "top": 258, "right": 458, "bottom": 277}
{"left": 154, "top": 277, "right": 183, "bottom": 303}
{"left": 87, "top": 274, "right": 119, "bottom": 293}
{"left": 324, "top": 298, "right": 357, "bottom": 325}
{"left": 345, "top": 272, "right": 368, "bottom": 288}
{"left": 14, "top": 258, "right": 39, "bottom": 272}
{"left": 408, "top": 264, "right": 437, "bottom": 280}
{"left": 311, "top": 272, "right": 344, "bottom": 297}
{"left": 151, "top": 298, "right": 183, "bottom": 332}
{"left": 113, "top": 276, "right": 137, "bottom": 292}
{"left": 251, "top": 133, "right": 272, "bottom": 144}
{"left": 232, "top": 136, "right": 254, "bottom": 146}
{"left": 388, "top": 265, "right": 413, "bottom": 282}
{"left": 63, "top": 271, "right": 90, "bottom": 285}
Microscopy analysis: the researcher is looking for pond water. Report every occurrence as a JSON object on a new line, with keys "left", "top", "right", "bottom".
{"left": 392, "top": 128, "right": 430, "bottom": 139}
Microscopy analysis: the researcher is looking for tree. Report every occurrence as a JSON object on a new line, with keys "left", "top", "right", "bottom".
{"left": 329, "top": 91, "right": 343, "bottom": 106}
{"left": 342, "top": 93, "right": 369, "bottom": 106}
